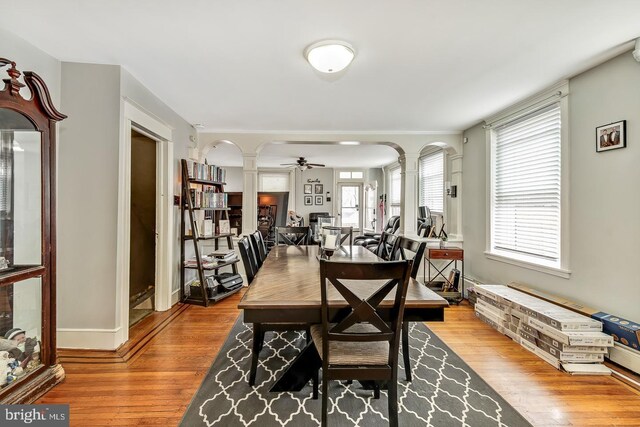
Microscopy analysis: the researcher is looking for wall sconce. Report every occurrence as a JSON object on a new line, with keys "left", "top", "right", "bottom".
{"left": 326, "top": 191, "right": 332, "bottom": 202}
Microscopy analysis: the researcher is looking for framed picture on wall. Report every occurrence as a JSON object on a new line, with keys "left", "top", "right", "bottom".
{"left": 314, "top": 184, "right": 323, "bottom": 194}
{"left": 315, "top": 195, "right": 323, "bottom": 205}
{"left": 596, "top": 120, "right": 626, "bottom": 152}
{"left": 304, "top": 184, "right": 312, "bottom": 194}
{"left": 304, "top": 195, "right": 313, "bottom": 205}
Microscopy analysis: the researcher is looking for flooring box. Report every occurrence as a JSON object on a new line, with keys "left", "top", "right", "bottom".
{"left": 535, "top": 340, "right": 605, "bottom": 363}
{"left": 528, "top": 318, "right": 613, "bottom": 346}
{"left": 590, "top": 312, "right": 640, "bottom": 352}
{"left": 508, "top": 282, "right": 599, "bottom": 317}
{"left": 536, "top": 331, "right": 608, "bottom": 354}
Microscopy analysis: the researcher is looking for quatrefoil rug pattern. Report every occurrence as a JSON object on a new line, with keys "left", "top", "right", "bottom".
{"left": 181, "top": 318, "right": 531, "bottom": 427}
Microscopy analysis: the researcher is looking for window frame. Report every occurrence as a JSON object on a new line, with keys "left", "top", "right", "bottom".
{"left": 485, "top": 81, "right": 571, "bottom": 278}
{"left": 388, "top": 166, "right": 401, "bottom": 217}
{"left": 418, "top": 149, "right": 445, "bottom": 215}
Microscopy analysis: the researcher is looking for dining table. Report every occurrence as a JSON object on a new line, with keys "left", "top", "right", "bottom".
{"left": 238, "top": 244, "right": 449, "bottom": 392}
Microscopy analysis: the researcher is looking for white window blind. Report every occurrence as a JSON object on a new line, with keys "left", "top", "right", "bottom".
{"left": 492, "top": 103, "right": 561, "bottom": 262}
{"left": 419, "top": 151, "right": 444, "bottom": 213}
{"left": 389, "top": 167, "right": 401, "bottom": 217}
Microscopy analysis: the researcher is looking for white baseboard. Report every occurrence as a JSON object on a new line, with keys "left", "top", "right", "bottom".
{"left": 58, "top": 327, "right": 123, "bottom": 350}
{"left": 608, "top": 343, "right": 640, "bottom": 375}
{"left": 171, "top": 288, "right": 180, "bottom": 305}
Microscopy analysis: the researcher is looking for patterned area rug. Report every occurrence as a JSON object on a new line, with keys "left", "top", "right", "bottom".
{"left": 181, "top": 318, "right": 531, "bottom": 427}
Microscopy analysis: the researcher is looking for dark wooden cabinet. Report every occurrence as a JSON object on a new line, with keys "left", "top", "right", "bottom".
{"left": 0, "top": 59, "right": 66, "bottom": 402}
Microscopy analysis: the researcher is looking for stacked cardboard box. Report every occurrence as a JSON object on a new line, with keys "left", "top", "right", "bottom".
{"left": 473, "top": 285, "right": 613, "bottom": 374}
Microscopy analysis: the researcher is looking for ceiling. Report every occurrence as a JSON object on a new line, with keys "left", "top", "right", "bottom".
{"left": 2, "top": 1, "right": 639, "bottom": 134}
{"left": 205, "top": 141, "right": 398, "bottom": 168}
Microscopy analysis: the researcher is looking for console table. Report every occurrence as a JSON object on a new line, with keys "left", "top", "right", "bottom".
{"left": 424, "top": 247, "right": 464, "bottom": 303}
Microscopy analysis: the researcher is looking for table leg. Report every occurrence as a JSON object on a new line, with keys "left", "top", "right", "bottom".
{"left": 270, "top": 341, "right": 322, "bottom": 392}
{"left": 402, "top": 321, "right": 412, "bottom": 382}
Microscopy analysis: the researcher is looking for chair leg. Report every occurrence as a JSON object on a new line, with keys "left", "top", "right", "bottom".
{"left": 321, "top": 374, "right": 329, "bottom": 427}
{"left": 388, "top": 374, "right": 399, "bottom": 427}
{"left": 249, "top": 323, "right": 262, "bottom": 386}
{"left": 305, "top": 327, "right": 311, "bottom": 344}
{"left": 312, "top": 367, "right": 319, "bottom": 400}
{"left": 373, "top": 382, "right": 380, "bottom": 399}
{"left": 402, "top": 321, "right": 412, "bottom": 382}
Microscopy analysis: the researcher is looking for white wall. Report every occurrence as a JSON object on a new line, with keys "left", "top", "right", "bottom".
{"left": 58, "top": 63, "right": 122, "bottom": 331}
{"left": 294, "top": 168, "right": 334, "bottom": 224}
{"left": 222, "top": 167, "right": 243, "bottom": 192}
{"left": 462, "top": 51, "right": 640, "bottom": 321}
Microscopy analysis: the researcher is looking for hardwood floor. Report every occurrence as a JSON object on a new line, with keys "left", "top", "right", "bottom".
{"left": 38, "top": 294, "right": 640, "bottom": 426}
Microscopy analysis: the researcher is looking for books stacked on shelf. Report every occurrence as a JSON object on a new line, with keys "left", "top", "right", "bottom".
{"left": 186, "top": 160, "right": 226, "bottom": 182}
{"left": 208, "top": 249, "right": 237, "bottom": 263}
{"left": 473, "top": 285, "right": 614, "bottom": 375}
{"left": 189, "top": 188, "right": 228, "bottom": 208}
{"left": 184, "top": 253, "right": 235, "bottom": 269}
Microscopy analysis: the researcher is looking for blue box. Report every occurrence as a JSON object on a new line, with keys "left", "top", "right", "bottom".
{"left": 591, "top": 312, "right": 640, "bottom": 351}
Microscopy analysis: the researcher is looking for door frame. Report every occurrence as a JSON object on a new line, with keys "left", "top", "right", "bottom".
{"left": 116, "top": 99, "right": 173, "bottom": 346}
{"left": 336, "top": 182, "right": 363, "bottom": 232}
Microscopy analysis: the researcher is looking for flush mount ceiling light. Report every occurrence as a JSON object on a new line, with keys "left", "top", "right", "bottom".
{"left": 304, "top": 40, "right": 355, "bottom": 73}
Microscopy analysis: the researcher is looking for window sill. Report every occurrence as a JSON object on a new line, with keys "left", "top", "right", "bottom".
{"left": 484, "top": 251, "right": 571, "bottom": 279}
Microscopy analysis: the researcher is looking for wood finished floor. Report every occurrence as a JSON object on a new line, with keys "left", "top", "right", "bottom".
{"left": 38, "top": 293, "right": 640, "bottom": 427}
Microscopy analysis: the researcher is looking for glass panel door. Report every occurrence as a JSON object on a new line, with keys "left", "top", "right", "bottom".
{"left": 364, "top": 185, "right": 376, "bottom": 232}
{"left": 339, "top": 184, "right": 361, "bottom": 230}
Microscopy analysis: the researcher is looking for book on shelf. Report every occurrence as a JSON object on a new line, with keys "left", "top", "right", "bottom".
{"left": 189, "top": 188, "right": 228, "bottom": 208}
{"left": 218, "top": 219, "right": 230, "bottom": 234}
{"left": 184, "top": 254, "right": 234, "bottom": 269}
{"left": 208, "top": 249, "right": 236, "bottom": 261}
{"left": 185, "top": 160, "right": 226, "bottom": 183}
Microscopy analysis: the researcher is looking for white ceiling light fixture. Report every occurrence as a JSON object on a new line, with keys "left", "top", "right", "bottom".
{"left": 305, "top": 40, "right": 355, "bottom": 73}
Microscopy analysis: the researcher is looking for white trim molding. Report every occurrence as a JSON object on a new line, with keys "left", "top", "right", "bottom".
{"left": 116, "top": 99, "right": 174, "bottom": 348}
{"left": 484, "top": 80, "right": 571, "bottom": 277}
{"left": 58, "top": 327, "right": 123, "bottom": 350}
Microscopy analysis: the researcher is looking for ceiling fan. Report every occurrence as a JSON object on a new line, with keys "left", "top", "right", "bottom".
{"left": 280, "top": 157, "right": 325, "bottom": 170}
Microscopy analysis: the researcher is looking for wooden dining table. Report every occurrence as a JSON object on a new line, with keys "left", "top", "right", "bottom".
{"left": 238, "top": 244, "right": 449, "bottom": 391}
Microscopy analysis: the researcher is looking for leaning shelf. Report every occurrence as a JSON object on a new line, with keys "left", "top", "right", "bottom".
{"left": 179, "top": 159, "right": 239, "bottom": 307}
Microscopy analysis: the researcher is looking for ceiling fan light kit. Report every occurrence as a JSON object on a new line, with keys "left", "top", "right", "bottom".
{"left": 281, "top": 156, "right": 326, "bottom": 170}
{"left": 305, "top": 40, "right": 355, "bottom": 73}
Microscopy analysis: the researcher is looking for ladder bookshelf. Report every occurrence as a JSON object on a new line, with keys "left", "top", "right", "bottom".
{"left": 180, "top": 159, "right": 242, "bottom": 307}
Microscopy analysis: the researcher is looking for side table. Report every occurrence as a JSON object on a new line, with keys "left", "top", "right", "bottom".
{"left": 424, "top": 247, "right": 464, "bottom": 303}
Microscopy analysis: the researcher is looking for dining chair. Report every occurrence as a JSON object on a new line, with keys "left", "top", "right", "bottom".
{"left": 391, "top": 236, "right": 427, "bottom": 381}
{"left": 239, "top": 235, "right": 310, "bottom": 386}
{"left": 275, "top": 226, "right": 310, "bottom": 246}
{"left": 311, "top": 258, "right": 413, "bottom": 427}
{"left": 337, "top": 226, "right": 353, "bottom": 247}
{"left": 372, "top": 231, "right": 399, "bottom": 260}
{"left": 238, "top": 236, "right": 258, "bottom": 284}
{"left": 249, "top": 230, "right": 266, "bottom": 268}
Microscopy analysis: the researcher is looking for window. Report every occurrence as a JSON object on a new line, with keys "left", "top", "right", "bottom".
{"left": 418, "top": 151, "right": 444, "bottom": 213}
{"left": 258, "top": 172, "right": 289, "bottom": 192}
{"left": 490, "top": 102, "right": 562, "bottom": 269}
{"left": 339, "top": 171, "right": 363, "bottom": 179}
{"left": 389, "top": 167, "right": 401, "bottom": 217}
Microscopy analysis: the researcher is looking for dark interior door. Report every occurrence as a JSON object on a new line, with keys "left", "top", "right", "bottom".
{"left": 129, "top": 130, "right": 156, "bottom": 307}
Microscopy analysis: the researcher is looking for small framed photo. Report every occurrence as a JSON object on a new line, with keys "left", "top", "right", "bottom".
{"left": 315, "top": 195, "right": 323, "bottom": 205}
{"left": 596, "top": 120, "right": 626, "bottom": 152}
{"left": 314, "top": 184, "right": 323, "bottom": 194}
{"left": 303, "top": 184, "right": 312, "bottom": 194}
{"left": 304, "top": 195, "right": 313, "bottom": 206}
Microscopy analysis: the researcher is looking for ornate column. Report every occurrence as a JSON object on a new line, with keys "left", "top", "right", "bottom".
{"left": 242, "top": 153, "right": 258, "bottom": 235}
{"left": 399, "top": 153, "right": 419, "bottom": 235}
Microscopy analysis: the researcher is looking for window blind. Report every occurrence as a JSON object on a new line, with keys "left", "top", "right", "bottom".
{"left": 389, "top": 167, "right": 401, "bottom": 216}
{"left": 258, "top": 173, "right": 289, "bottom": 192}
{"left": 419, "top": 151, "right": 444, "bottom": 213}
{"left": 493, "top": 103, "right": 561, "bottom": 261}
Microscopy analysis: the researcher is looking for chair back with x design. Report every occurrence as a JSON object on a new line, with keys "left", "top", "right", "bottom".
{"left": 392, "top": 237, "right": 426, "bottom": 279}
{"left": 373, "top": 231, "right": 399, "bottom": 261}
{"left": 318, "top": 259, "right": 412, "bottom": 366}
{"left": 275, "top": 226, "right": 310, "bottom": 246}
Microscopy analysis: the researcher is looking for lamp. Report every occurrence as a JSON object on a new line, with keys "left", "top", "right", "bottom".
{"left": 305, "top": 40, "right": 355, "bottom": 73}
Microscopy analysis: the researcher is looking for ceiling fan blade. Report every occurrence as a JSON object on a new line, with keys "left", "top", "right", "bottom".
{"left": 280, "top": 163, "right": 298, "bottom": 166}
{"left": 307, "top": 163, "right": 325, "bottom": 167}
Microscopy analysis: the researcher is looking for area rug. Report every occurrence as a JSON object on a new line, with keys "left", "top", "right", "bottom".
{"left": 180, "top": 318, "right": 532, "bottom": 427}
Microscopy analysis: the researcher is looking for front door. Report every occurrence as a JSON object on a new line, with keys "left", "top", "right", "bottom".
{"left": 338, "top": 184, "right": 361, "bottom": 231}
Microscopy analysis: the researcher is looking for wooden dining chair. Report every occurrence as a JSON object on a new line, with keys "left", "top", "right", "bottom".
{"left": 337, "top": 226, "right": 353, "bottom": 247}
{"left": 239, "top": 235, "right": 310, "bottom": 385}
{"left": 311, "top": 258, "right": 413, "bottom": 427}
{"left": 249, "top": 230, "right": 266, "bottom": 268}
{"left": 275, "top": 226, "right": 310, "bottom": 246}
{"left": 372, "top": 231, "right": 399, "bottom": 260}
{"left": 238, "top": 236, "right": 258, "bottom": 284}
{"left": 391, "top": 236, "right": 426, "bottom": 381}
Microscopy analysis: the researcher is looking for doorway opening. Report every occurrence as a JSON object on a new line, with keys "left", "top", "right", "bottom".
{"left": 338, "top": 184, "right": 362, "bottom": 231}
{"left": 129, "top": 129, "right": 157, "bottom": 327}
